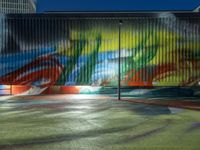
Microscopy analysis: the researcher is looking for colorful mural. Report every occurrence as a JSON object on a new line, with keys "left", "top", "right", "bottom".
{"left": 0, "top": 13, "right": 200, "bottom": 94}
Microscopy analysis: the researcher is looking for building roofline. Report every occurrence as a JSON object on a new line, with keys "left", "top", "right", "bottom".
{"left": 28, "top": 0, "right": 36, "bottom": 10}
{"left": 193, "top": 4, "right": 200, "bottom": 12}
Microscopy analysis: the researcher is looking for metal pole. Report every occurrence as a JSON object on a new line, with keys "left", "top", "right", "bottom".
{"left": 10, "top": 85, "right": 12, "bottom": 95}
{"left": 118, "top": 20, "right": 122, "bottom": 100}
{"left": 10, "top": 84, "right": 12, "bottom": 95}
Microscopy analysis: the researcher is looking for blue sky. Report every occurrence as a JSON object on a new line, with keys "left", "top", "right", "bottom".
{"left": 37, "top": 0, "right": 200, "bottom": 12}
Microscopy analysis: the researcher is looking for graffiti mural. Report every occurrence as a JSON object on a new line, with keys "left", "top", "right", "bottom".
{"left": 0, "top": 13, "right": 200, "bottom": 94}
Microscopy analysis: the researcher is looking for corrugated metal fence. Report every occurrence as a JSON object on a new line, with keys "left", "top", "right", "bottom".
{"left": 0, "top": 14, "right": 200, "bottom": 87}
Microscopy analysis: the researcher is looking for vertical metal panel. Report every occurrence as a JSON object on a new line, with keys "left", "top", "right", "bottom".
{"left": 0, "top": 14, "right": 200, "bottom": 87}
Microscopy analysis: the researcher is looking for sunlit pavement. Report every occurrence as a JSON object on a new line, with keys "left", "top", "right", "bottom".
{"left": 0, "top": 95, "right": 200, "bottom": 150}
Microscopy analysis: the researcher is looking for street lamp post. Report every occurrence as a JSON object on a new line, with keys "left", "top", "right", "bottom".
{"left": 118, "top": 20, "right": 123, "bottom": 100}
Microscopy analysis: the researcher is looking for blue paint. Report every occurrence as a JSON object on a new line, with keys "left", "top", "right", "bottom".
{"left": 0, "top": 48, "right": 56, "bottom": 77}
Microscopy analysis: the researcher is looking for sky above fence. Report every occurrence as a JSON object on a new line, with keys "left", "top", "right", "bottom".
{"left": 36, "top": 0, "right": 200, "bottom": 12}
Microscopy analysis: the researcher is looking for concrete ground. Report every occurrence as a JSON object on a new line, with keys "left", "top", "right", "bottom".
{"left": 0, "top": 95, "right": 200, "bottom": 150}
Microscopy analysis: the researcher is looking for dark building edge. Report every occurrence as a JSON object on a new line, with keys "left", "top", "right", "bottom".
{"left": 3, "top": 11, "right": 200, "bottom": 19}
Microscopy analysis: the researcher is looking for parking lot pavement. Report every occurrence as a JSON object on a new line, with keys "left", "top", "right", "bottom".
{"left": 0, "top": 95, "right": 200, "bottom": 150}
